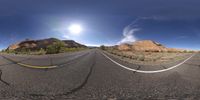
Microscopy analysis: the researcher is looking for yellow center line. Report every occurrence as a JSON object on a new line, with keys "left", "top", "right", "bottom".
{"left": 17, "top": 62, "right": 57, "bottom": 69}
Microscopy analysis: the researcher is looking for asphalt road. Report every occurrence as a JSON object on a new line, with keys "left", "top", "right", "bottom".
{"left": 0, "top": 49, "right": 199, "bottom": 100}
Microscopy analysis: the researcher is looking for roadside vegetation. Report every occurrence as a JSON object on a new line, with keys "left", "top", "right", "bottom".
{"left": 101, "top": 47, "right": 195, "bottom": 65}
{"left": 100, "top": 45, "right": 106, "bottom": 50}
{"left": 2, "top": 41, "right": 87, "bottom": 55}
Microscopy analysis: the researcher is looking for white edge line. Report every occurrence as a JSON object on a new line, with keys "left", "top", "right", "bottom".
{"left": 101, "top": 52, "right": 196, "bottom": 74}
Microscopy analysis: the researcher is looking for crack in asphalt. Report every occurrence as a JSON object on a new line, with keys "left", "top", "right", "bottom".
{"left": 1, "top": 55, "right": 31, "bottom": 64}
{"left": 47, "top": 52, "right": 87, "bottom": 66}
{"left": 0, "top": 56, "right": 31, "bottom": 68}
{"left": 57, "top": 53, "right": 90, "bottom": 67}
{"left": 161, "top": 65, "right": 167, "bottom": 69}
{"left": 60, "top": 52, "right": 96, "bottom": 96}
{"left": 25, "top": 51, "right": 96, "bottom": 98}
{"left": 2, "top": 56, "right": 27, "bottom": 63}
{"left": 48, "top": 55, "right": 53, "bottom": 66}
{"left": 102, "top": 51, "right": 196, "bottom": 73}
{"left": 0, "top": 63, "right": 15, "bottom": 67}
{"left": 0, "top": 70, "right": 10, "bottom": 86}
{"left": 133, "top": 65, "right": 141, "bottom": 73}
{"left": 43, "top": 53, "right": 90, "bottom": 71}
{"left": 43, "top": 56, "right": 53, "bottom": 71}
{"left": 185, "top": 63, "right": 200, "bottom": 68}
{"left": 0, "top": 52, "right": 89, "bottom": 70}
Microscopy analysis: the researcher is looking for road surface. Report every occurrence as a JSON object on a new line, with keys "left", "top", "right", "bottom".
{"left": 0, "top": 49, "right": 199, "bottom": 100}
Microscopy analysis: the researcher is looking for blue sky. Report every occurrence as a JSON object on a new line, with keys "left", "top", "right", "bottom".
{"left": 0, "top": 0, "right": 200, "bottom": 50}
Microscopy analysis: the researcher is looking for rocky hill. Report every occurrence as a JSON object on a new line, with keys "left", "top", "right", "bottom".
{"left": 117, "top": 40, "right": 185, "bottom": 52}
{"left": 7, "top": 38, "right": 86, "bottom": 51}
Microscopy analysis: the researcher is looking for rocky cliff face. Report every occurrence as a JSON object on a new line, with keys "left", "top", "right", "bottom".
{"left": 62, "top": 40, "right": 86, "bottom": 48}
{"left": 117, "top": 40, "right": 184, "bottom": 52}
{"left": 7, "top": 38, "right": 86, "bottom": 51}
{"left": 7, "top": 44, "right": 20, "bottom": 51}
{"left": 131, "top": 40, "right": 167, "bottom": 52}
{"left": 118, "top": 44, "right": 131, "bottom": 51}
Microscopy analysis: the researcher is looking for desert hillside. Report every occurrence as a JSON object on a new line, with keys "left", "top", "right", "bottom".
{"left": 103, "top": 40, "right": 195, "bottom": 65}
{"left": 117, "top": 40, "right": 185, "bottom": 52}
{"left": 7, "top": 38, "right": 86, "bottom": 51}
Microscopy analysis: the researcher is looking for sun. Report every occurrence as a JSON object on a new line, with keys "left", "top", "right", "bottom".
{"left": 68, "top": 24, "right": 83, "bottom": 35}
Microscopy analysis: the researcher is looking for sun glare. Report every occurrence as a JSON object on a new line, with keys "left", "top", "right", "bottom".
{"left": 68, "top": 24, "right": 83, "bottom": 35}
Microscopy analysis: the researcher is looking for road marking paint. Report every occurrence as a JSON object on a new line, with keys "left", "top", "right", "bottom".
{"left": 102, "top": 52, "right": 196, "bottom": 73}
{"left": 17, "top": 63, "right": 57, "bottom": 69}
{"left": 1, "top": 52, "right": 89, "bottom": 69}
{"left": 1, "top": 55, "right": 57, "bottom": 69}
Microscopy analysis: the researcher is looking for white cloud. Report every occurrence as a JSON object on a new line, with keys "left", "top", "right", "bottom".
{"left": 117, "top": 16, "right": 162, "bottom": 44}
{"left": 117, "top": 17, "right": 144, "bottom": 44}
{"left": 118, "top": 28, "right": 140, "bottom": 44}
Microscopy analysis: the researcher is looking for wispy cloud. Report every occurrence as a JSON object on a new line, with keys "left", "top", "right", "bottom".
{"left": 118, "top": 28, "right": 140, "bottom": 44}
{"left": 117, "top": 16, "right": 170, "bottom": 45}
{"left": 117, "top": 18, "right": 141, "bottom": 44}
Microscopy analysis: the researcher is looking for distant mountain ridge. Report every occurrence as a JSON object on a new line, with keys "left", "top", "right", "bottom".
{"left": 117, "top": 40, "right": 185, "bottom": 52}
{"left": 7, "top": 38, "right": 86, "bottom": 51}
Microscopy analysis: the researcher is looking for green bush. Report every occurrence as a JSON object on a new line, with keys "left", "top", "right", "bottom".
{"left": 38, "top": 48, "right": 46, "bottom": 55}
{"left": 131, "top": 56, "right": 137, "bottom": 60}
{"left": 183, "top": 50, "right": 188, "bottom": 53}
{"left": 46, "top": 41, "right": 65, "bottom": 54}
{"left": 137, "top": 55, "right": 145, "bottom": 61}
{"left": 20, "top": 48, "right": 31, "bottom": 54}
{"left": 187, "top": 51, "right": 195, "bottom": 53}
{"left": 6, "top": 49, "right": 16, "bottom": 54}
{"left": 46, "top": 45, "right": 57, "bottom": 54}
{"left": 100, "top": 45, "right": 105, "bottom": 50}
{"left": 1, "top": 49, "right": 5, "bottom": 53}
